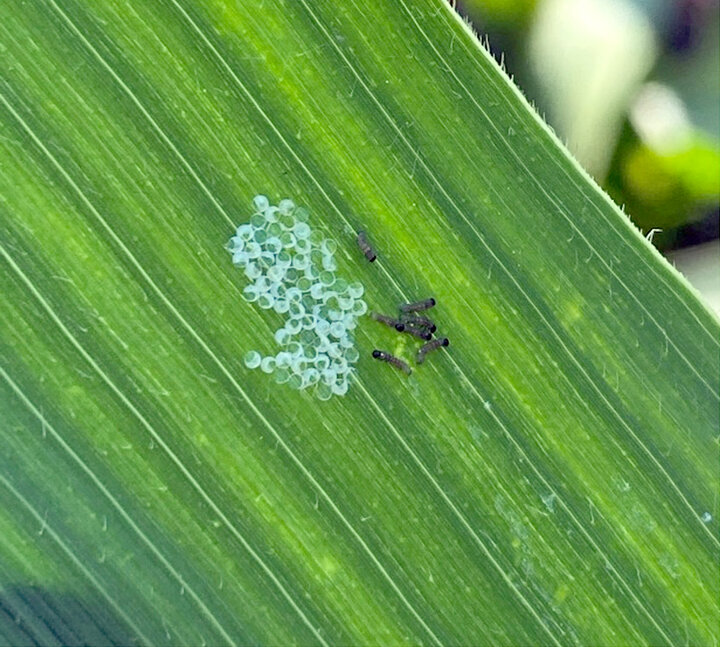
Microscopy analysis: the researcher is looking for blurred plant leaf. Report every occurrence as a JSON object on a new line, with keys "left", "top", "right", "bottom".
{"left": 620, "top": 134, "right": 720, "bottom": 229}
{"left": 527, "top": 0, "right": 657, "bottom": 178}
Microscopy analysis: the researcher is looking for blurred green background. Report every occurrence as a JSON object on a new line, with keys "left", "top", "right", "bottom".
{"left": 458, "top": 0, "right": 720, "bottom": 257}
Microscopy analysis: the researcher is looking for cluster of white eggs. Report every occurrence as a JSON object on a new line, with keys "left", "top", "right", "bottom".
{"left": 227, "top": 195, "right": 367, "bottom": 399}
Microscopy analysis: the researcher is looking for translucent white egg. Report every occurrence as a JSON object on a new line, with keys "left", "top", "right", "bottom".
{"left": 244, "top": 263, "right": 261, "bottom": 280}
{"left": 331, "top": 380, "right": 348, "bottom": 396}
{"left": 329, "top": 322, "right": 346, "bottom": 339}
{"left": 287, "top": 302, "right": 305, "bottom": 318}
{"left": 286, "top": 319, "right": 302, "bottom": 335}
{"left": 242, "top": 285, "right": 259, "bottom": 302}
{"left": 303, "top": 369, "right": 320, "bottom": 386}
{"left": 348, "top": 281, "right": 364, "bottom": 299}
{"left": 236, "top": 224, "right": 254, "bottom": 240}
{"left": 287, "top": 374, "right": 304, "bottom": 390}
{"left": 285, "top": 287, "right": 302, "bottom": 303}
{"left": 280, "top": 231, "right": 296, "bottom": 249}
{"left": 314, "top": 318, "right": 331, "bottom": 336}
{"left": 310, "top": 283, "right": 325, "bottom": 300}
{"left": 232, "top": 251, "right": 249, "bottom": 266}
{"left": 260, "top": 356, "right": 276, "bottom": 373}
{"left": 315, "top": 382, "right": 333, "bottom": 401}
{"left": 278, "top": 198, "right": 295, "bottom": 215}
{"left": 273, "top": 298, "right": 289, "bottom": 314}
{"left": 294, "top": 206, "right": 310, "bottom": 223}
{"left": 253, "top": 194, "right": 270, "bottom": 213}
{"left": 275, "top": 352, "right": 292, "bottom": 368}
{"left": 291, "top": 357, "right": 308, "bottom": 374}
{"left": 266, "top": 222, "right": 283, "bottom": 238}
{"left": 322, "top": 255, "right": 337, "bottom": 272}
{"left": 244, "top": 350, "right": 262, "bottom": 369}
{"left": 267, "top": 265, "right": 285, "bottom": 283}
{"left": 321, "top": 239, "right": 338, "bottom": 255}
{"left": 339, "top": 335, "right": 354, "bottom": 349}
{"left": 250, "top": 214, "right": 266, "bottom": 228}
{"left": 295, "top": 238, "right": 312, "bottom": 254}
{"left": 276, "top": 251, "right": 292, "bottom": 268}
{"left": 314, "top": 356, "right": 330, "bottom": 371}
{"left": 297, "top": 277, "right": 312, "bottom": 292}
{"left": 245, "top": 242, "right": 262, "bottom": 259}
{"left": 293, "top": 222, "right": 311, "bottom": 240}
{"left": 338, "top": 296, "right": 354, "bottom": 310}
{"left": 264, "top": 206, "right": 279, "bottom": 223}
{"left": 265, "top": 237, "right": 283, "bottom": 255}
{"left": 274, "top": 328, "right": 290, "bottom": 345}
{"left": 257, "top": 294, "right": 274, "bottom": 310}
{"left": 274, "top": 368, "right": 290, "bottom": 384}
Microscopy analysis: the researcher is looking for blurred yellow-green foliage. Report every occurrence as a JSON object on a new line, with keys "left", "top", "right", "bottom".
{"left": 458, "top": 0, "right": 720, "bottom": 251}
{"left": 616, "top": 134, "right": 720, "bottom": 229}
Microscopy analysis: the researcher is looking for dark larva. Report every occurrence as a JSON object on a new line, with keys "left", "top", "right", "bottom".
{"left": 401, "top": 325, "right": 432, "bottom": 341}
{"left": 357, "top": 230, "right": 377, "bottom": 262}
{"left": 372, "top": 349, "right": 412, "bottom": 375}
{"left": 400, "top": 314, "right": 436, "bottom": 333}
{"left": 371, "top": 311, "right": 405, "bottom": 332}
{"left": 399, "top": 298, "right": 435, "bottom": 313}
{"left": 416, "top": 337, "right": 449, "bottom": 364}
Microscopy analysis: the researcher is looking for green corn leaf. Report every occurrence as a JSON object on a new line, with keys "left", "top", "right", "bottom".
{"left": 1, "top": 1, "right": 718, "bottom": 645}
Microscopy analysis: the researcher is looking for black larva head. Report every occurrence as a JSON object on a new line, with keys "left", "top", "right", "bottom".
{"left": 372, "top": 349, "right": 382, "bottom": 359}
{"left": 441, "top": 337, "right": 449, "bottom": 347}
{"left": 394, "top": 322, "right": 405, "bottom": 332}
{"left": 421, "top": 331, "right": 432, "bottom": 341}
{"left": 429, "top": 324, "right": 437, "bottom": 334}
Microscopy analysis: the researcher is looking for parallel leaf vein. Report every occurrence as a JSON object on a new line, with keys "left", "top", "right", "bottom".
{"left": 402, "top": 0, "right": 720, "bottom": 546}
{"left": 0, "top": 470, "right": 151, "bottom": 646}
{"left": 0, "top": 363, "right": 236, "bottom": 647}
{"left": 1, "top": 25, "right": 432, "bottom": 642}
{"left": 438, "top": 1, "right": 720, "bottom": 349}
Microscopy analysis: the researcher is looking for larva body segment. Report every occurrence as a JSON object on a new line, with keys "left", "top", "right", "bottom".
{"left": 357, "top": 230, "right": 377, "bottom": 262}
{"left": 371, "top": 311, "right": 405, "bottom": 332}
{"left": 400, "top": 314, "right": 436, "bottom": 334}
{"left": 372, "top": 349, "right": 412, "bottom": 375}
{"left": 400, "top": 297, "right": 436, "bottom": 313}
{"left": 401, "top": 325, "right": 432, "bottom": 341}
{"left": 416, "top": 337, "right": 449, "bottom": 364}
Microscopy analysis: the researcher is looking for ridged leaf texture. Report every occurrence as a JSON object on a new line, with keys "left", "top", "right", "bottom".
{"left": 0, "top": 1, "right": 718, "bottom": 645}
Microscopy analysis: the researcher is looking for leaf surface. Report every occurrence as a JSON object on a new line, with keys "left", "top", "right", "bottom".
{"left": 0, "top": 1, "right": 718, "bottom": 645}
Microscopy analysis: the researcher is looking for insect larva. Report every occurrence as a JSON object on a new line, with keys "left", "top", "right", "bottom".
{"left": 371, "top": 311, "right": 405, "bottom": 332}
{"left": 400, "top": 314, "right": 436, "bottom": 333}
{"left": 416, "top": 337, "right": 449, "bottom": 364}
{"left": 401, "top": 325, "right": 432, "bottom": 341}
{"left": 399, "top": 297, "right": 435, "bottom": 313}
{"left": 357, "top": 230, "right": 377, "bottom": 262}
{"left": 372, "top": 349, "right": 412, "bottom": 375}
